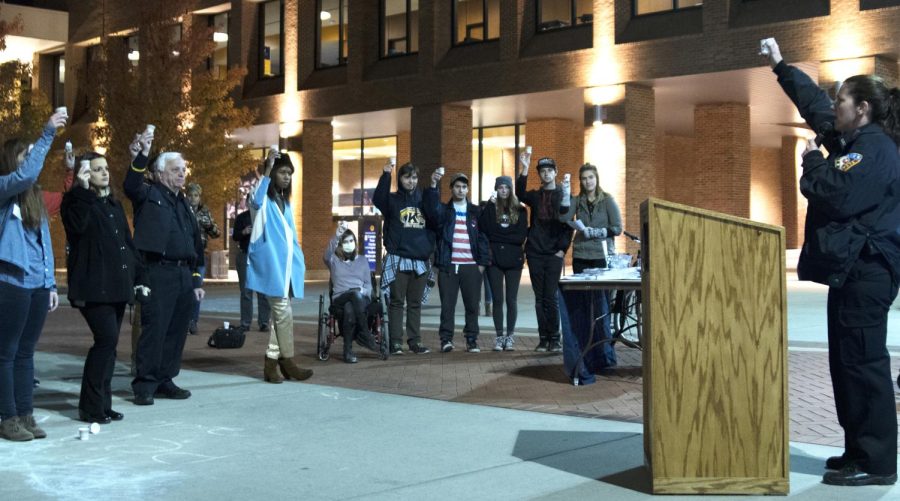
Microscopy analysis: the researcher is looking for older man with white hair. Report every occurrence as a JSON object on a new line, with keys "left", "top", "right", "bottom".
{"left": 123, "top": 130, "right": 204, "bottom": 406}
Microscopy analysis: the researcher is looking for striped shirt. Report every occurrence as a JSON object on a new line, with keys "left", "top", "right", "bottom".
{"left": 451, "top": 202, "right": 475, "bottom": 265}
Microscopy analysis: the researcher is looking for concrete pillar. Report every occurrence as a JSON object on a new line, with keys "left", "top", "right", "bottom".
{"left": 299, "top": 120, "right": 333, "bottom": 275}
{"left": 410, "top": 104, "right": 472, "bottom": 201}
{"left": 694, "top": 103, "right": 751, "bottom": 217}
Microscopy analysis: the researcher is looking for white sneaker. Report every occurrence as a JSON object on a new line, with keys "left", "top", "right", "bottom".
{"left": 493, "top": 336, "right": 505, "bottom": 352}
{"left": 504, "top": 334, "right": 516, "bottom": 351}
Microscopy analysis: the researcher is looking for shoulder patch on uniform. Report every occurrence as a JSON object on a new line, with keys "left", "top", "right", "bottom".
{"left": 834, "top": 153, "right": 863, "bottom": 172}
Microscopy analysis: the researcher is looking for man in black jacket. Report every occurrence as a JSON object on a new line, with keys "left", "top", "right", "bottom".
{"left": 233, "top": 203, "right": 270, "bottom": 332}
{"left": 123, "top": 130, "right": 205, "bottom": 406}
{"left": 516, "top": 155, "right": 573, "bottom": 352}
{"left": 373, "top": 161, "right": 435, "bottom": 354}
{"left": 424, "top": 172, "right": 490, "bottom": 353}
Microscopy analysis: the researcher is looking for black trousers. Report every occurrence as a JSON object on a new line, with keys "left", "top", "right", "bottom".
{"left": 132, "top": 264, "right": 195, "bottom": 396}
{"left": 438, "top": 264, "right": 483, "bottom": 341}
{"left": 78, "top": 302, "right": 126, "bottom": 416}
{"left": 827, "top": 253, "right": 899, "bottom": 475}
{"left": 485, "top": 266, "right": 522, "bottom": 336}
{"left": 332, "top": 290, "right": 370, "bottom": 351}
{"left": 527, "top": 253, "right": 564, "bottom": 340}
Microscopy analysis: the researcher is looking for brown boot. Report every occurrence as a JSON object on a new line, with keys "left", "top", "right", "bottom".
{"left": 19, "top": 415, "right": 46, "bottom": 439}
{"left": 278, "top": 358, "right": 313, "bottom": 381}
{"left": 264, "top": 357, "right": 284, "bottom": 384}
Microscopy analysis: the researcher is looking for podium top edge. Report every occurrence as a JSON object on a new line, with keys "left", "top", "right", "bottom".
{"left": 640, "top": 198, "right": 786, "bottom": 235}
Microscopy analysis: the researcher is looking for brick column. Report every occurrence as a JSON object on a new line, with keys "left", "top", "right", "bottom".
{"left": 523, "top": 118, "right": 583, "bottom": 191}
{"left": 299, "top": 120, "right": 333, "bottom": 275}
{"left": 623, "top": 84, "right": 656, "bottom": 251}
{"left": 693, "top": 103, "right": 751, "bottom": 217}
{"left": 410, "top": 104, "right": 472, "bottom": 201}
{"left": 780, "top": 136, "right": 804, "bottom": 249}
{"left": 397, "top": 130, "right": 411, "bottom": 166}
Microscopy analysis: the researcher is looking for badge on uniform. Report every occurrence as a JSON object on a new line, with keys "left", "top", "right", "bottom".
{"left": 834, "top": 153, "right": 863, "bottom": 172}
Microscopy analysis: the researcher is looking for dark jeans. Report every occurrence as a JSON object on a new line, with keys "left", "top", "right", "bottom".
{"left": 132, "top": 263, "right": 195, "bottom": 396}
{"left": 78, "top": 302, "right": 126, "bottom": 416}
{"left": 827, "top": 254, "right": 899, "bottom": 475}
{"left": 332, "top": 290, "right": 370, "bottom": 351}
{"left": 0, "top": 283, "right": 50, "bottom": 420}
{"left": 438, "top": 264, "right": 483, "bottom": 341}
{"left": 388, "top": 271, "right": 427, "bottom": 348}
{"left": 485, "top": 266, "right": 522, "bottom": 336}
{"left": 527, "top": 253, "right": 564, "bottom": 341}
{"left": 237, "top": 251, "right": 270, "bottom": 329}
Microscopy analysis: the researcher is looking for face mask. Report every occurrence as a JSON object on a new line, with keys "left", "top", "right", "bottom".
{"left": 341, "top": 242, "right": 355, "bottom": 254}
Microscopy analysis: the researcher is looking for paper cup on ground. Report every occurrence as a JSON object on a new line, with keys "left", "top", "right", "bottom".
{"left": 78, "top": 427, "right": 90, "bottom": 440}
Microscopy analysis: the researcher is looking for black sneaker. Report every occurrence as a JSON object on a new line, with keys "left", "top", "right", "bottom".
{"left": 535, "top": 339, "right": 549, "bottom": 352}
{"left": 465, "top": 339, "right": 480, "bottom": 353}
{"left": 259, "top": 323, "right": 269, "bottom": 332}
{"left": 390, "top": 344, "right": 404, "bottom": 355}
{"left": 548, "top": 340, "right": 563, "bottom": 353}
{"left": 154, "top": 385, "right": 191, "bottom": 400}
{"left": 441, "top": 340, "right": 454, "bottom": 353}
{"left": 133, "top": 394, "right": 154, "bottom": 406}
{"left": 408, "top": 344, "right": 431, "bottom": 354}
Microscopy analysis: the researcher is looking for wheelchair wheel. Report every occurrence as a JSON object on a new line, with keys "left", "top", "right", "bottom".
{"left": 614, "top": 290, "right": 642, "bottom": 350}
{"left": 317, "top": 295, "right": 330, "bottom": 361}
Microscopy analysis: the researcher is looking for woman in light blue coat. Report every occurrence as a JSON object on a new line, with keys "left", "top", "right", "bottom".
{"left": 247, "top": 152, "right": 313, "bottom": 383}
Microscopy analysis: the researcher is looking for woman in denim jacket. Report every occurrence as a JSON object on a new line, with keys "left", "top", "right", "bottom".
{"left": 0, "top": 110, "right": 67, "bottom": 441}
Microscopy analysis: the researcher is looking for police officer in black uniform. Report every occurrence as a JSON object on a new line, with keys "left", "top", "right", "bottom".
{"left": 123, "top": 130, "right": 205, "bottom": 406}
{"left": 765, "top": 38, "right": 900, "bottom": 486}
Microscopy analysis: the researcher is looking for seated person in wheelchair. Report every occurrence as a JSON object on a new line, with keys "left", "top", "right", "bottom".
{"left": 323, "top": 222, "right": 378, "bottom": 363}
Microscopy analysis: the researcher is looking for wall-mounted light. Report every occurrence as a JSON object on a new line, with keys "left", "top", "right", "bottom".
{"left": 127, "top": 50, "right": 140, "bottom": 61}
{"left": 320, "top": 11, "right": 332, "bottom": 21}
{"left": 213, "top": 31, "right": 229, "bottom": 43}
{"left": 591, "top": 104, "right": 606, "bottom": 127}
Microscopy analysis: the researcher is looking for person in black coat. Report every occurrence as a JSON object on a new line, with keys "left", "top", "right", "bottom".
{"left": 478, "top": 176, "right": 528, "bottom": 351}
{"left": 765, "top": 38, "right": 900, "bottom": 487}
{"left": 62, "top": 152, "right": 139, "bottom": 424}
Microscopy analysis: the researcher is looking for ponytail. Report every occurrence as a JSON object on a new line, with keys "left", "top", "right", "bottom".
{"left": 886, "top": 87, "right": 900, "bottom": 146}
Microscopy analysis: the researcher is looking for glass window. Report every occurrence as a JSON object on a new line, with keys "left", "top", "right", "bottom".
{"left": 333, "top": 136, "right": 397, "bottom": 216}
{"left": 635, "top": 0, "right": 702, "bottom": 16}
{"left": 538, "top": 0, "right": 593, "bottom": 31}
{"left": 209, "top": 12, "right": 229, "bottom": 77}
{"left": 52, "top": 54, "right": 64, "bottom": 109}
{"left": 126, "top": 35, "right": 140, "bottom": 67}
{"left": 260, "top": 0, "right": 283, "bottom": 77}
{"left": 472, "top": 125, "right": 525, "bottom": 203}
{"left": 382, "top": 0, "right": 419, "bottom": 57}
{"left": 318, "top": 0, "right": 349, "bottom": 68}
{"left": 453, "top": 0, "right": 500, "bottom": 45}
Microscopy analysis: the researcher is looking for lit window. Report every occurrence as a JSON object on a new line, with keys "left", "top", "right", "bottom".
{"left": 634, "top": 0, "right": 702, "bottom": 16}
{"left": 453, "top": 0, "right": 500, "bottom": 45}
{"left": 260, "top": 0, "right": 283, "bottom": 77}
{"left": 333, "top": 136, "right": 397, "bottom": 216}
{"left": 318, "top": 0, "right": 349, "bottom": 68}
{"left": 209, "top": 12, "right": 229, "bottom": 77}
{"left": 538, "top": 0, "right": 593, "bottom": 31}
{"left": 382, "top": 0, "right": 419, "bottom": 57}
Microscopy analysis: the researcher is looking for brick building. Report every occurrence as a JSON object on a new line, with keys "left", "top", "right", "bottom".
{"left": 5, "top": 0, "right": 900, "bottom": 275}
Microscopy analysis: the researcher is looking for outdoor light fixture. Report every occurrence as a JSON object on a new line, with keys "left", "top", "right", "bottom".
{"left": 320, "top": 10, "right": 331, "bottom": 21}
{"left": 127, "top": 50, "right": 140, "bottom": 61}
{"left": 591, "top": 105, "right": 606, "bottom": 126}
{"left": 213, "top": 31, "right": 229, "bottom": 43}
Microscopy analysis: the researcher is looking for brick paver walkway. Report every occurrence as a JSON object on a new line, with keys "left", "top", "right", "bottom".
{"left": 36, "top": 284, "right": 900, "bottom": 449}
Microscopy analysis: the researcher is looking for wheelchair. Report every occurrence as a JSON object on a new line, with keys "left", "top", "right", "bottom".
{"left": 610, "top": 289, "right": 642, "bottom": 350}
{"left": 316, "top": 273, "right": 390, "bottom": 361}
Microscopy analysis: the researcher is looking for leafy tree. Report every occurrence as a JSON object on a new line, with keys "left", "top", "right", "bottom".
{"left": 86, "top": 0, "right": 257, "bottom": 218}
{"left": 0, "top": 9, "right": 50, "bottom": 143}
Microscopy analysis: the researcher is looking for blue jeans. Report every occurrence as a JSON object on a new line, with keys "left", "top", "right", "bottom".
{"left": 0, "top": 282, "right": 50, "bottom": 419}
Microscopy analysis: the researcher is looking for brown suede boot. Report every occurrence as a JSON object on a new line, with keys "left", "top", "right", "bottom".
{"left": 278, "top": 358, "right": 313, "bottom": 381}
{"left": 263, "top": 357, "right": 284, "bottom": 384}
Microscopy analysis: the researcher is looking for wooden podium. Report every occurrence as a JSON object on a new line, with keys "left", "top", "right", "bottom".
{"left": 640, "top": 198, "right": 789, "bottom": 495}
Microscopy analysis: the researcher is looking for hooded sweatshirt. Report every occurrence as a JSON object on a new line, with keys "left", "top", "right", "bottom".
{"left": 373, "top": 171, "right": 435, "bottom": 261}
